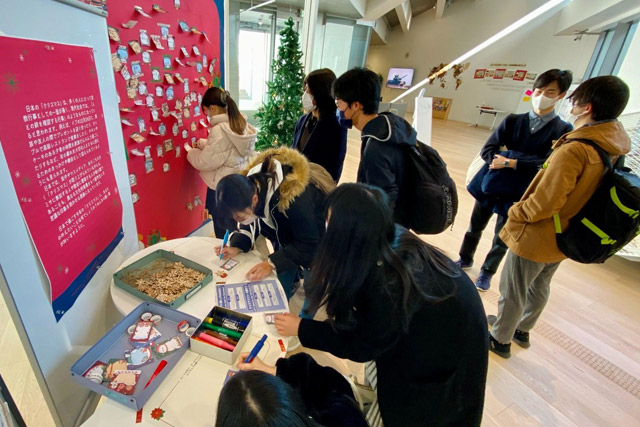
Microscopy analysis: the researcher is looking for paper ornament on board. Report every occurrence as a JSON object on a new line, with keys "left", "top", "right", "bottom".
{"left": 134, "top": 5, "right": 151, "bottom": 18}
{"left": 108, "top": 26, "right": 120, "bottom": 43}
{"left": 122, "top": 20, "right": 138, "bottom": 29}
{"left": 139, "top": 30, "right": 150, "bottom": 46}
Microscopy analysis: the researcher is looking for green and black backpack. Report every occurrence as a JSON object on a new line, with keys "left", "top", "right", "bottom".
{"left": 554, "top": 139, "right": 640, "bottom": 264}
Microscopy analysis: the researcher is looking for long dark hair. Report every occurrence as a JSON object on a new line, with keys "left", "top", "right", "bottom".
{"left": 216, "top": 156, "right": 280, "bottom": 228}
{"left": 306, "top": 184, "right": 459, "bottom": 331}
{"left": 201, "top": 87, "right": 247, "bottom": 135}
{"left": 215, "top": 370, "right": 320, "bottom": 427}
{"left": 305, "top": 69, "right": 337, "bottom": 120}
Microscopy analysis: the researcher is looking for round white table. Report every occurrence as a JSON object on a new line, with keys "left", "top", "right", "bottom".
{"left": 82, "top": 236, "right": 290, "bottom": 426}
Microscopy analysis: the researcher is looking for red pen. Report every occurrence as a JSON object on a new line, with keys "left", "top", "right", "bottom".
{"left": 144, "top": 360, "right": 168, "bottom": 389}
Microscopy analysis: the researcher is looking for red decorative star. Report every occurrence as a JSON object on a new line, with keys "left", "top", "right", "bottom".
{"left": 150, "top": 408, "right": 165, "bottom": 420}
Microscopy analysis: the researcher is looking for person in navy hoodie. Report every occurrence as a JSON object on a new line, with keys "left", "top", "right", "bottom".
{"left": 459, "top": 69, "right": 573, "bottom": 292}
{"left": 292, "top": 68, "right": 347, "bottom": 183}
{"left": 333, "top": 67, "right": 415, "bottom": 225}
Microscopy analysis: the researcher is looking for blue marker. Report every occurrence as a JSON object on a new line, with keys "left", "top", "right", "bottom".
{"left": 220, "top": 230, "right": 229, "bottom": 260}
{"left": 245, "top": 334, "right": 267, "bottom": 363}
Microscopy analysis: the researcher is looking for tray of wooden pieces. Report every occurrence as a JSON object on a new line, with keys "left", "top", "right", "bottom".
{"left": 113, "top": 249, "right": 212, "bottom": 308}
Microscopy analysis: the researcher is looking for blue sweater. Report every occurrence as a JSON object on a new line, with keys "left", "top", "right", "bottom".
{"left": 480, "top": 112, "right": 572, "bottom": 175}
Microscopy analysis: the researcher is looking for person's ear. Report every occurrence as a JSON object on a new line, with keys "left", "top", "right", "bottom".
{"left": 557, "top": 91, "right": 567, "bottom": 99}
{"left": 251, "top": 193, "right": 259, "bottom": 209}
{"left": 583, "top": 102, "right": 594, "bottom": 117}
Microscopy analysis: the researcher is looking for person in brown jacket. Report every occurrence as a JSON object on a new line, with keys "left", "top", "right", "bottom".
{"left": 488, "top": 76, "right": 631, "bottom": 358}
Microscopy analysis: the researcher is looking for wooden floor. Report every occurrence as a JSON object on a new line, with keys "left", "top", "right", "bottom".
{"left": 292, "top": 118, "right": 640, "bottom": 426}
{"left": 2, "top": 118, "right": 640, "bottom": 426}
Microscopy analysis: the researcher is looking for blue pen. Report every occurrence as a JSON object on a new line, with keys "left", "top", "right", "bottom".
{"left": 220, "top": 230, "right": 229, "bottom": 260}
{"left": 245, "top": 334, "right": 267, "bottom": 363}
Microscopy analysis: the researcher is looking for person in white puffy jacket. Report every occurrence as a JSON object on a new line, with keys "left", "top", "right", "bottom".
{"left": 186, "top": 87, "right": 257, "bottom": 237}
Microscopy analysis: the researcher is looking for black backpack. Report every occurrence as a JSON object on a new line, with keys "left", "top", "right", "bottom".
{"left": 554, "top": 139, "right": 640, "bottom": 263}
{"left": 399, "top": 142, "right": 458, "bottom": 234}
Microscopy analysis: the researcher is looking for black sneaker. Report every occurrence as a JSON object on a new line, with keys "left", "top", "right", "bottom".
{"left": 487, "top": 315, "right": 532, "bottom": 349}
{"left": 489, "top": 335, "right": 511, "bottom": 359}
{"left": 513, "top": 329, "right": 531, "bottom": 348}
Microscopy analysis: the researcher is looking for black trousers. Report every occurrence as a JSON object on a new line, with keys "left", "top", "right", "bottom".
{"left": 459, "top": 200, "right": 508, "bottom": 275}
{"left": 205, "top": 187, "right": 227, "bottom": 239}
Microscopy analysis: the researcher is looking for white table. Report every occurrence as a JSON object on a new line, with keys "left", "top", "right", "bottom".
{"left": 471, "top": 106, "right": 507, "bottom": 130}
{"left": 82, "top": 237, "right": 289, "bottom": 426}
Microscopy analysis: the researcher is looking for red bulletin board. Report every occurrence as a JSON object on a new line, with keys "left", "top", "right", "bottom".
{"left": 0, "top": 36, "right": 123, "bottom": 321}
{"left": 106, "top": 0, "right": 224, "bottom": 246}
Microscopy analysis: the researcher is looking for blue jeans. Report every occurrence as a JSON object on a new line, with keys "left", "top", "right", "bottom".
{"left": 277, "top": 268, "right": 317, "bottom": 319}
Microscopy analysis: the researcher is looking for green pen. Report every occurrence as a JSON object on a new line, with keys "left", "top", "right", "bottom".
{"left": 201, "top": 322, "right": 242, "bottom": 339}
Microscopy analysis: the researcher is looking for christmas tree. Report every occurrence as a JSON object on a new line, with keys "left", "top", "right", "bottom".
{"left": 255, "top": 17, "right": 305, "bottom": 151}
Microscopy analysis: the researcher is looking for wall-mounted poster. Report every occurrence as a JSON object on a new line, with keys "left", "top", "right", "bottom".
{"left": 513, "top": 70, "right": 527, "bottom": 81}
{"left": 0, "top": 37, "right": 123, "bottom": 321}
{"left": 493, "top": 69, "right": 506, "bottom": 80}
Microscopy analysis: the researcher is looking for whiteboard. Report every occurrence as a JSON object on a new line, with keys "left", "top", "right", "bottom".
{"left": 0, "top": 0, "right": 138, "bottom": 426}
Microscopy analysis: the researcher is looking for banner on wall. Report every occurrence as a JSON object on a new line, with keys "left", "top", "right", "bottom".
{"left": 107, "top": 0, "right": 224, "bottom": 246}
{"left": 0, "top": 36, "right": 123, "bottom": 321}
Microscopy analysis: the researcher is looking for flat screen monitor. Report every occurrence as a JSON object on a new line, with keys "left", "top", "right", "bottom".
{"left": 386, "top": 68, "right": 414, "bottom": 89}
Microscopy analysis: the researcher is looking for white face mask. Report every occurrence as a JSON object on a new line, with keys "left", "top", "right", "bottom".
{"left": 531, "top": 94, "right": 558, "bottom": 111}
{"left": 567, "top": 110, "right": 588, "bottom": 127}
{"left": 239, "top": 214, "right": 258, "bottom": 226}
{"left": 302, "top": 92, "right": 315, "bottom": 112}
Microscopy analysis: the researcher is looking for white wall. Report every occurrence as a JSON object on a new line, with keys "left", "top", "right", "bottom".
{"left": 366, "top": 0, "right": 599, "bottom": 124}
{"left": 617, "top": 24, "right": 640, "bottom": 114}
{"left": 0, "top": 0, "right": 138, "bottom": 425}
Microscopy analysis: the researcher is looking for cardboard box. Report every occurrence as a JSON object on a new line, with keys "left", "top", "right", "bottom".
{"left": 190, "top": 306, "right": 253, "bottom": 365}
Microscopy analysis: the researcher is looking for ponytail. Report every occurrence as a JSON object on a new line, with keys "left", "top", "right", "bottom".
{"left": 201, "top": 87, "right": 247, "bottom": 135}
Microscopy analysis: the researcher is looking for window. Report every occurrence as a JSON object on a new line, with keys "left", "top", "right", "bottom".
{"left": 584, "top": 20, "right": 638, "bottom": 79}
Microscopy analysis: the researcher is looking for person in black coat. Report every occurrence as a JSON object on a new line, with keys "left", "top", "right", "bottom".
{"left": 292, "top": 68, "right": 347, "bottom": 183}
{"left": 333, "top": 67, "right": 415, "bottom": 223}
{"left": 218, "top": 352, "right": 367, "bottom": 427}
{"left": 459, "top": 69, "right": 573, "bottom": 292}
{"left": 215, "top": 147, "right": 326, "bottom": 300}
{"left": 274, "top": 184, "right": 489, "bottom": 427}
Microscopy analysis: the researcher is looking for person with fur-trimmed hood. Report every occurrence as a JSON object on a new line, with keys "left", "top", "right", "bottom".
{"left": 214, "top": 147, "right": 329, "bottom": 301}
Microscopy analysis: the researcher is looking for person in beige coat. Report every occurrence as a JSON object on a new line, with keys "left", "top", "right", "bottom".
{"left": 488, "top": 76, "right": 631, "bottom": 358}
{"left": 186, "top": 87, "right": 257, "bottom": 237}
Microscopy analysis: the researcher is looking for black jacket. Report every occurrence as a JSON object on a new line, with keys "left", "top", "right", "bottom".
{"left": 298, "top": 228, "right": 489, "bottom": 427}
{"left": 357, "top": 112, "right": 416, "bottom": 217}
{"left": 292, "top": 112, "right": 347, "bottom": 182}
{"left": 229, "top": 148, "right": 325, "bottom": 273}
{"left": 471, "top": 112, "right": 572, "bottom": 216}
{"left": 276, "top": 353, "right": 368, "bottom": 427}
